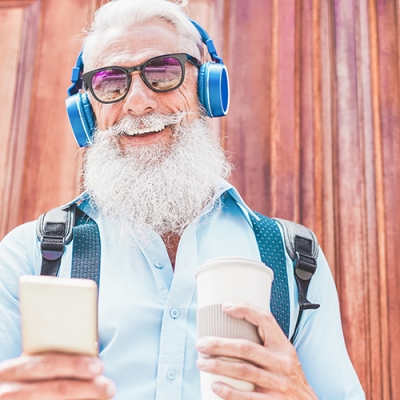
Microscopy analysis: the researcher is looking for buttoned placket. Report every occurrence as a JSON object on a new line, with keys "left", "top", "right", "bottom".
{"left": 155, "top": 222, "right": 198, "bottom": 400}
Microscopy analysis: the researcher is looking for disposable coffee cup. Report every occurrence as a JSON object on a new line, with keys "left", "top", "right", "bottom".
{"left": 195, "top": 256, "right": 274, "bottom": 399}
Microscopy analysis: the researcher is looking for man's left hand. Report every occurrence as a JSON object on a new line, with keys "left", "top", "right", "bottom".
{"left": 195, "top": 302, "right": 318, "bottom": 400}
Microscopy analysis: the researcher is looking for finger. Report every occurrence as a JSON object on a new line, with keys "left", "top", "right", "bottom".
{"left": 197, "top": 337, "right": 271, "bottom": 370}
{"left": 197, "top": 355, "right": 281, "bottom": 390}
{"left": 210, "top": 381, "right": 271, "bottom": 400}
{"left": 196, "top": 336, "right": 299, "bottom": 374}
{"left": 0, "top": 354, "right": 104, "bottom": 382}
{"left": 222, "top": 302, "right": 289, "bottom": 346}
{"left": 0, "top": 376, "right": 116, "bottom": 400}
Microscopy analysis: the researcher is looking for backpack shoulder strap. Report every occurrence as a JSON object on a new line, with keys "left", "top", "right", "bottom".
{"left": 250, "top": 212, "right": 321, "bottom": 341}
{"left": 250, "top": 212, "right": 291, "bottom": 338}
{"left": 36, "top": 205, "right": 75, "bottom": 277}
{"left": 71, "top": 208, "right": 101, "bottom": 286}
{"left": 36, "top": 205, "right": 101, "bottom": 286}
{"left": 273, "top": 217, "right": 320, "bottom": 342}
{"left": 273, "top": 217, "right": 320, "bottom": 310}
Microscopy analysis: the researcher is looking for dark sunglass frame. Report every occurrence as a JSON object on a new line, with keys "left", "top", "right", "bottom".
{"left": 81, "top": 53, "right": 201, "bottom": 104}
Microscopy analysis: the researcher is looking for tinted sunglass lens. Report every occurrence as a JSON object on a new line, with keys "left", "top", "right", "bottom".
{"left": 91, "top": 68, "right": 128, "bottom": 102}
{"left": 144, "top": 56, "right": 183, "bottom": 91}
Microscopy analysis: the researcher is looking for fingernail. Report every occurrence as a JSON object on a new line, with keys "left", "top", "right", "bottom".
{"left": 223, "top": 302, "right": 236, "bottom": 310}
{"left": 88, "top": 360, "right": 102, "bottom": 374}
{"left": 196, "top": 339, "right": 207, "bottom": 350}
{"left": 212, "top": 382, "right": 222, "bottom": 393}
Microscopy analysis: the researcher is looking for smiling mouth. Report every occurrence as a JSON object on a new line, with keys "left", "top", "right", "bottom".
{"left": 123, "top": 123, "right": 166, "bottom": 137}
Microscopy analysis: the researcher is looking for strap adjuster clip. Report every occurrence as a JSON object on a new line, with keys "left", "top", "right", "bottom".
{"left": 294, "top": 251, "right": 317, "bottom": 281}
{"left": 41, "top": 235, "right": 65, "bottom": 261}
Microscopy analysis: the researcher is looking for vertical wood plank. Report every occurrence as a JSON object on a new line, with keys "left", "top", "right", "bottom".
{"left": 374, "top": 0, "right": 400, "bottom": 397}
{"left": 319, "top": 0, "right": 337, "bottom": 275}
{"left": 3, "top": 0, "right": 41, "bottom": 235}
{"left": 270, "top": 0, "right": 297, "bottom": 221}
{"left": 331, "top": 0, "right": 369, "bottom": 389}
{"left": 368, "top": 0, "right": 394, "bottom": 397}
{"left": 0, "top": 6, "right": 24, "bottom": 238}
{"left": 312, "top": 0, "right": 323, "bottom": 242}
{"left": 354, "top": 0, "right": 383, "bottom": 397}
{"left": 299, "top": 0, "right": 316, "bottom": 231}
{"left": 269, "top": 0, "right": 280, "bottom": 218}
{"left": 222, "top": 0, "right": 273, "bottom": 214}
{"left": 20, "top": 0, "right": 99, "bottom": 224}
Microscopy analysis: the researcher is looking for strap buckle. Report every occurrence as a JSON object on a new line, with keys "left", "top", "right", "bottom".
{"left": 294, "top": 251, "right": 317, "bottom": 280}
{"left": 41, "top": 235, "right": 65, "bottom": 261}
{"left": 294, "top": 250, "right": 320, "bottom": 311}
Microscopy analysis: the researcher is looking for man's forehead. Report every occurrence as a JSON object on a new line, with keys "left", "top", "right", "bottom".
{"left": 87, "top": 22, "right": 186, "bottom": 69}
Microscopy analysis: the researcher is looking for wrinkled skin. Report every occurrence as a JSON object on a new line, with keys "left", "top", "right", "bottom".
{"left": 196, "top": 302, "right": 318, "bottom": 400}
{"left": 0, "top": 354, "right": 115, "bottom": 400}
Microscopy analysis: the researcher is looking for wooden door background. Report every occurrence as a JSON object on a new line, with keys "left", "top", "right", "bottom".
{"left": 0, "top": 0, "right": 399, "bottom": 398}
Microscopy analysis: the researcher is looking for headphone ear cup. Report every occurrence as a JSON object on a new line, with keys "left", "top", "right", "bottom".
{"left": 197, "top": 64, "right": 209, "bottom": 116}
{"left": 65, "top": 92, "right": 96, "bottom": 147}
{"left": 197, "top": 62, "right": 230, "bottom": 118}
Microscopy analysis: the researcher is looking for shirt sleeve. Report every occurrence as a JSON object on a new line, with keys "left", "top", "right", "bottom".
{"left": 292, "top": 248, "right": 366, "bottom": 399}
{"left": 0, "top": 221, "right": 41, "bottom": 361}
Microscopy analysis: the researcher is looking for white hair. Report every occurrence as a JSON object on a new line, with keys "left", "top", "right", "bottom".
{"left": 82, "top": 0, "right": 203, "bottom": 70}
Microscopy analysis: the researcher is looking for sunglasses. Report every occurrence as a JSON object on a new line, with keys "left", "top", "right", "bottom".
{"left": 81, "top": 53, "right": 201, "bottom": 104}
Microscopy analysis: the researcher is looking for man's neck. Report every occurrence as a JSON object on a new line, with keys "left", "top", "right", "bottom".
{"left": 162, "top": 233, "right": 181, "bottom": 270}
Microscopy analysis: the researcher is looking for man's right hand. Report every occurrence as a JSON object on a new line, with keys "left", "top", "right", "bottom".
{"left": 0, "top": 354, "right": 116, "bottom": 399}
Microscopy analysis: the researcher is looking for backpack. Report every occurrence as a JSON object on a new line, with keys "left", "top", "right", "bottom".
{"left": 36, "top": 204, "right": 319, "bottom": 342}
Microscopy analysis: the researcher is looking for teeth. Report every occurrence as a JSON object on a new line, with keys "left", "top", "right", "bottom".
{"left": 125, "top": 124, "right": 165, "bottom": 136}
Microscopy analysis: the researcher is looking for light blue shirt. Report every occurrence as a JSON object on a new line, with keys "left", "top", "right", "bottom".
{"left": 0, "top": 180, "right": 364, "bottom": 399}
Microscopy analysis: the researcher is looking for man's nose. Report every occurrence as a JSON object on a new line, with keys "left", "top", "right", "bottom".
{"left": 122, "top": 73, "right": 158, "bottom": 115}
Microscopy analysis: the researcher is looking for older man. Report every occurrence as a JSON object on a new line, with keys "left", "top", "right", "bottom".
{"left": 0, "top": 0, "right": 365, "bottom": 399}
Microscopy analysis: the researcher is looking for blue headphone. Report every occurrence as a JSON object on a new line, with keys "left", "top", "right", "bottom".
{"left": 65, "top": 19, "right": 230, "bottom": 147}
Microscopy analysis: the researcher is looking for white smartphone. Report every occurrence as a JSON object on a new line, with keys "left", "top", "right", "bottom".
{"left": 19, "top": 275, "right": 98, "bottom": 356}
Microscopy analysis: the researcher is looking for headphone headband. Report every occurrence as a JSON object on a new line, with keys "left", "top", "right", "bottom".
{"left": 188, "top": 19, "right": 223, "bottom": 64}
{"left": 67, "top": 52, "right": 83, "bottom": 97}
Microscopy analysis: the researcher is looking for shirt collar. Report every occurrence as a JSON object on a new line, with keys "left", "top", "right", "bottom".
{"left": 205, "top": 178, "right": 259, "bottom": 224}
{"left": 61, "top": 191, "right": 96, "bottom": 217}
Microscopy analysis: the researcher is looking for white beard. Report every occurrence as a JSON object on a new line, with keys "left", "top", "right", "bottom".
{"left": 82, "top": 113, "right": 232, "bottom": 245}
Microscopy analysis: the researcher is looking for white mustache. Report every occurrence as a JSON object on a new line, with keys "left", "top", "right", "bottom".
{"left": 109, "top": 112, "right": 188, "bottom": 136}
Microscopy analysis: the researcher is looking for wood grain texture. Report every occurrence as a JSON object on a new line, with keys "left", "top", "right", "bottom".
{"left": 222, "top": 0, "right": 274, "bottom": 214}
{"left": 2, "top": 0, "right": 41, "bottom": 236}
{"left": 0, "top": 6, "right": 25, "bottom": 239}
{"left": 357, "top": 0, "right": 385, "bottom": 397}
{"left": 374, "top": 0, "right": 400, "bottom": 397}
{"left": 217, "top": 0, "right": 397, "bottom": 398}
{"left": 0, "top": 0, "right": 36, "bottom": 7}
{"left": 319, "top": 0, "right": 337, "bottom": 276}
{"left": 333, "top": 0, "right": 369, "bottom": 389}
{"left": 0, "top": 0, "right": 399, "bottom": 398}
{"left": 272, "top": 0, "right": 298, "bottom": 222}
{"left": 20, "top": 0, "right": 98, "bottom": 222}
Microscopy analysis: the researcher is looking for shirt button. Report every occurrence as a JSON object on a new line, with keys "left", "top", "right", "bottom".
{"left": 169, "top": 308, "right": 180, "bottom": 319}
{"left": 167, "top": 368, "right": 176, "bottom": 380}
{"left": 154, "top": 260, "right": 164, "bottom": 269}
